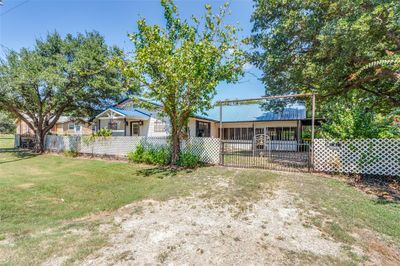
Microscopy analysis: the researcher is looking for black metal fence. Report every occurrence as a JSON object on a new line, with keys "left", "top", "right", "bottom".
{"left": 221, "top": 139, "right": 311, "bottom": 172}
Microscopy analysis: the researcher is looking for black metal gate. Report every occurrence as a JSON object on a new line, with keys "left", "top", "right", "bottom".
{"left": 221, "top": 138, "right": 311, "bottom": 172}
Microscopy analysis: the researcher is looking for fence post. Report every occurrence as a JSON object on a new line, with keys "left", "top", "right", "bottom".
{"left": 252, "top": 135, "right": 255, "bottom": 157}
{"left": 307, "top": 142, "right": 311, "bottom": 172}
{"left": 219, "top": 139, "right": 224, "bottom": 165}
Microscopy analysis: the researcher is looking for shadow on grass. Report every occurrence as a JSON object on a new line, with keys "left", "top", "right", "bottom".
{"left": 0, "top": 149, "right": 38, "bottom": 165}
{"left": 136, "top": 166, "right": 194, "bottom": 179}
{"left": 374, "top": 196, "right": 400, "bottom": 205}
{"left": 347, "top": 174, "right": 400, "bottom": 205}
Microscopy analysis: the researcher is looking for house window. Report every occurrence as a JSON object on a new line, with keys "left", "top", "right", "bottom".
{"left": 108, "top": 121, "right": 118, "bottom": 130}
{"left": 196, "top": 121, "right": 210, "bottom": 137}
{"left": 92, "top": 124, "right": 97, "bottom": 132}
{"left": 154, "top": 120, "right": 166, "bottom": 132}
{"left": 222, "top": 127, "right": 254, "bottom": 140}
{"left": 267, "top": 127, "right": 297, "bottom": 141}
{"left": 68, "top": 123, "right": 82, "bottom": 133}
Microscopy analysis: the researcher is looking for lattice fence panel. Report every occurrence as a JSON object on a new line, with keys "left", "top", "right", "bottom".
{"left": 314, "top": 139, "right": 400, "bottom": 176}
{"left": 45, "top": 135, "right": 220, "bottom": 164}
{"left": 181, "top": 137, "right": 221, "bottom": 164}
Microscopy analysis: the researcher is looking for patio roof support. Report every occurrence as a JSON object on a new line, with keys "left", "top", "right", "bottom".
{"left": 216, "top": 92, "right": 318, "bottom": 168}
{"left": 311, "top": 93, "right": 316, "bottom": 166}
{"left": 252, "top": 122, "right": 255, "bottom": 157}
{"left": 219, "top": 104, "right": 223, "bottom": 165}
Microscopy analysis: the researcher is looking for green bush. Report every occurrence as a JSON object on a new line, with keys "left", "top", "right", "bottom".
{"left": 127, "top": 144, "right": 145, "bottom": 162}
{"left": 128, "top": 144, "right": 170, "bottom": 165}
{"left": 94, "top": 128, "right": 113, "bottom": 137}
{"left": 177, "top": 150, "right": 202, "bottom": 168}
{"left": 63, "top": 149, "right": 79, "bottom": 158}
{"left": 128, "top": 145, "right": 202, "bottom": 168}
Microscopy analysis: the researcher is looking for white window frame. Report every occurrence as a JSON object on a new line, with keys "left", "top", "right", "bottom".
{"left": 68, "top": 122, "right": 82, "bottom": 134}
{"left": 154, "top": 120, "right": 166, "bottom": 133}
{"left": 75, "top": 124, "right": 81, "bottom": 133}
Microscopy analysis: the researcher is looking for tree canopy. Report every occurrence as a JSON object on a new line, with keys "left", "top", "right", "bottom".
{"left": 0, "top": 111, "right": 15, "bottom": 134}
{"left": 320, "top": 95, "right": 400, "bottom": 139}
{"left": 250, "top": 0, "right": 400, "bottom": 113}
{"left": 0, "top": 31, "right": 127, "bottom": 151}
{"left": 117, "top": 0, "right": 244, "bottom": 164}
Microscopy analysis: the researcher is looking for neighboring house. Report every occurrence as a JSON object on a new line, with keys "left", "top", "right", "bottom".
{"left": 92, "top": 98, "right": 321, "bottom": 142}
{"left": 16, "top": 116, "right": 92, "bottom": 136}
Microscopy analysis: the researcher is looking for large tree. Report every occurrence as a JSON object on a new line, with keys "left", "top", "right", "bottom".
{"left": 0, "top": 32, "right": 126, "bottom": 152}
{"left": 250, "top": 0, "right": 400, "bottom": 112}
{"left": 116, "top": 0, "right": 244, "bottom": 164}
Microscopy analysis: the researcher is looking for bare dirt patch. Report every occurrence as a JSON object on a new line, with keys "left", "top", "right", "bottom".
{"left": 16, "top": 182, "right": 35, "bottom": 189}
{"left": 79, "top": 190, "right": 350, "bottom": 265}
{"left": 352, "top": 229, "right": 400, "bottom": 265}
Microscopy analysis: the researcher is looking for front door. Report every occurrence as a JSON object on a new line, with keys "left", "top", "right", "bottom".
{"left": 131, "top": 123, "right": 140, "bottom": 136}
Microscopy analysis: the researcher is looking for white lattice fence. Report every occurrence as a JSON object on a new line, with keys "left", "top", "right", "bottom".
{"left": 181, "top": 137, "right": 221, "bottom": 164}
{"left": 45, "top": 135, "right": 220, "bottom": 164}
{"left": 314, "top": 139, "right": 400, "bottom": 176}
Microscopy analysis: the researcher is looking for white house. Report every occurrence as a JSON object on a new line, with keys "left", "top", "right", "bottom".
{"left": 92, "top": 98, "right": 321, "bottom": 142}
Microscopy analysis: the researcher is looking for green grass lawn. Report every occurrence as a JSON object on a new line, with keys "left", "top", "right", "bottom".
{"left": 0, "top": 150, "right": 399, "bottom": 265}
{"left": 0, "top": 134, "right": 14, "bottom": 149}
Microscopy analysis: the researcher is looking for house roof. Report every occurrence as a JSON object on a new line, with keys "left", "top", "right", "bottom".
{"left": 97, "top": 98, "right": 307, "bottom": 123}
{"left": 198, "top": 104, "right": 306, "bottom": 122}
{"left": 109, "top": 107, "right": 151, "bottom": 119}
{"left": 56, "top": 116, "right": 90, "bottom": 124}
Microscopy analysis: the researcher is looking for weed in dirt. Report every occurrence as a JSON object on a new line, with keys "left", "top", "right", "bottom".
{"left": 114, "top": 250, "right": 134, "bottom": 262}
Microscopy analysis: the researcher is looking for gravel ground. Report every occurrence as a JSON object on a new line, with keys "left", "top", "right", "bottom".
{"left": 78, "top": 190, "right": 354, "bottom": 265}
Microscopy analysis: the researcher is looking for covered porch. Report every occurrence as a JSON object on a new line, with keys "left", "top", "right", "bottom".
{"left": 94, "top": 107, "right": 150, "bottom": 136}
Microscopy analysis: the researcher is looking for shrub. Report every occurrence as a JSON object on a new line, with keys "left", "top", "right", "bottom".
{"left": 143, "top": 146, "right": 171, "bottom": 165}
{"left": 94, "top": 128, "right": 112, "bottom": 137}
{"left": 63, "top": 149, "right": 79, "bottom": 158}
{"left": 128, "top": 145, "right": 202, "bottom": 168}
{"left": 177, "top": 150, "right": 202, "bottom": 168}
{"left": 128, "top": 144, "right": 145, "bottom": 162}
{"left": 128, "top": 144, "right": 170, "bottom": 166}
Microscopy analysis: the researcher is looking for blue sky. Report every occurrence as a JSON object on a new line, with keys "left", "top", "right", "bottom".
{"left": 0, "top": 0, "right": 265, "bottom": 101}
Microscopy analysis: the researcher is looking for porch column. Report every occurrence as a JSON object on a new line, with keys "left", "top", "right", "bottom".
{"left": 297, "top": 120, "right": 301, "bottom": 142}
{"left": 297, "top": 120, "right": 301, "bottom": 152}
{"left": 124, "top": 118, "right": 127, "bottom": 136}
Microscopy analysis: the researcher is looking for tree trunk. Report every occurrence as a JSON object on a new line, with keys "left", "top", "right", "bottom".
{"left": 171, "top": 130, "right": 181, "bottom": 165}
{"left": 34, "top": 129, "right": 46, "bottom": 153}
